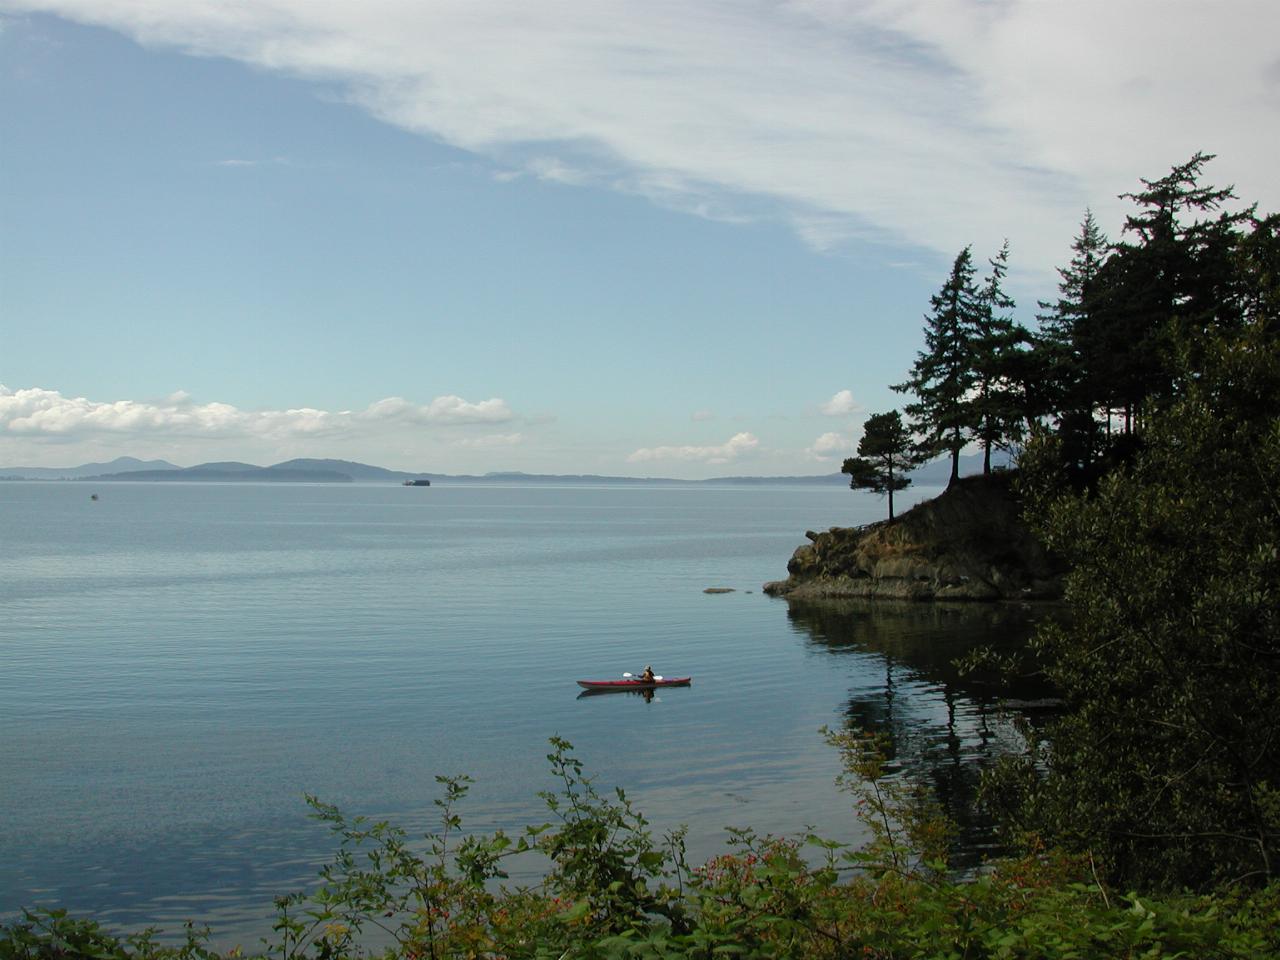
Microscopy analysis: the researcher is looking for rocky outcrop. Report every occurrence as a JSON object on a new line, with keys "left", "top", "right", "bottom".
{"left": 763, "top": 473, "right": 1064, "bottom": 602}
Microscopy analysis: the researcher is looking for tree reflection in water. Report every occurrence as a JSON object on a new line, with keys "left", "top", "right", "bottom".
{"left": 785, "top": 598, "right": 1060, "bottom": 868}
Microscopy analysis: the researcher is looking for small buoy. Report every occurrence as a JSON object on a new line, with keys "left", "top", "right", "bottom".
{"left": 90, "top": 493, "right": 99, "bottom": 501}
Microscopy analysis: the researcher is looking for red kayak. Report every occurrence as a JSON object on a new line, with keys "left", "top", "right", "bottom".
{"left": 576, "top": 677, "right": 692, "bottom": 691}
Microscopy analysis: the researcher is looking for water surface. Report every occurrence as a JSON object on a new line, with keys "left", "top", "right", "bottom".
{"left": 0, "top": 481, "right": 1043, "bottom": 943}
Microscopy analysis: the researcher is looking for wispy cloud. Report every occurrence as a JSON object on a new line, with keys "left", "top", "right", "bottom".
{"left": 627, "top": 431, "right": 759, "bottom": 465}
{"left": 211, "top": 156, "right": 291, "bottom": 168}
{"left": 457, "top": 432, "right": 524, "bottom": 448}
{"left": 0, "top": 385, "right": 514, "bottom": 441}
{"left": 8, "top": 1, "right": 1276, "bottom": 276}
{"left": 360, "top": 395, "right": 513, "bottom": 425}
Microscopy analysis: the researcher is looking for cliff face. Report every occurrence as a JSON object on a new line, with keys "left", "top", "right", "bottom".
{"left": 763, "top": 473, "right": 1064, "bottom": 602}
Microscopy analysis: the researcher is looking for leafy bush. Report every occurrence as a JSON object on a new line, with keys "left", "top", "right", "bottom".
{"left": 988, "top": 321, "right": 1280, "bottom": 892}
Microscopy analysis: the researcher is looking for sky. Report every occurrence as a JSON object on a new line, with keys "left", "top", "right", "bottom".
{"left": 2, "top": 1, "right": 1277, "bottom": 477}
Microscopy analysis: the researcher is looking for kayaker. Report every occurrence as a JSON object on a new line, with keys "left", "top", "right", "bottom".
{"left": 639, "top": 665, "right": 656, "bottom": 683}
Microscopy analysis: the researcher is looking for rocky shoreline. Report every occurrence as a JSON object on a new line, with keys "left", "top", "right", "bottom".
{"left": 763, "top": 473, "right": 1064, "bottom": 602}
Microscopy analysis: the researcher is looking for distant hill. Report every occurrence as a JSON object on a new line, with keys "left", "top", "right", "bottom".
{"left": 85, "top": 463, "right": 354, "bottom": 483}
{"left": 271, "top": 458, "right": 428, "bottom": 482}
{"left": 183, "top": 460, "right": 262, "bottom": 473}
{"left": 1, "top": 451, "right": 1012, "bottom": 485}
{"left": 0, "top": 456, "right": 181, "bottom": 480}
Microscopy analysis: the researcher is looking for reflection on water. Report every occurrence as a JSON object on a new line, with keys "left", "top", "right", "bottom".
{"left": 576, "top": 686, "right": 692, "bottom": 702}
{"left": 784, "top": 598, "right": 1060, "bottom": 866}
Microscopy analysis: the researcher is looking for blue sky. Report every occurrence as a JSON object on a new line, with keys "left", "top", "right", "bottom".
{"left": 2, "top": 2, "right": 1277, "bottom": 476}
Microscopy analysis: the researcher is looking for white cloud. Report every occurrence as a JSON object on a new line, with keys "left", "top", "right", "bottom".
{"left": 527, "top": 156, "right": 591, "bottom": 186}
{"left": 7, "top": 1, "right": 1276, "bottom": 277}
{"left": 627, "top": 431, "right": 759, "bottom": 465}
{"left": 820, "top": 390, "right": 861, "bottom": 417}
{"left": 690, "top": 409, "right": 714, "bottom": 422}
{"left": 0, "top": 385, "right": 514, "bottom": 441}
{"left": 807, "top": 431, "right": 849, "bottom": 461}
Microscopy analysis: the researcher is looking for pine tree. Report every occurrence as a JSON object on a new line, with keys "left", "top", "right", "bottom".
{"left": 841, "top": 410, "right": 924, "bottom": 520}
{"left": 894, "top": 248, "right": 982, "bottom": 486}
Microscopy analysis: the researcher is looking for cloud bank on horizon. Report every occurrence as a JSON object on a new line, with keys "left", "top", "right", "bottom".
{"left": 0, "top": 382, "right": 900, "bottom": 473}
{"left": 0, "top": 385, "right": 786, "bottom": 472}
{"left": 0, "top": 385, "right": 514, "bottom": 441}
{"left": 4, "top": 0, "right": 1277, "bottom": 277}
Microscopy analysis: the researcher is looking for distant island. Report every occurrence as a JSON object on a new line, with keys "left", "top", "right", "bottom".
{"left": 0, "top": 453, "right": 1001, "bottom": 485}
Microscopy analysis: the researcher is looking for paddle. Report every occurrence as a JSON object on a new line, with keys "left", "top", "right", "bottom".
{"left": 622, "top": 672, "right": 663, "bottom": 681}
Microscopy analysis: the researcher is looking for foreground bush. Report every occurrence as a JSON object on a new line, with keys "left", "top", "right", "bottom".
{"left": 5, "top": 736, "right": 1279, "bottom": 959}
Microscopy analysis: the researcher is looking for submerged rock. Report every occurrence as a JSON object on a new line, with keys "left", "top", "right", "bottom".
{"left": 763, "top": 473, "right": 1063, "bottom": 602}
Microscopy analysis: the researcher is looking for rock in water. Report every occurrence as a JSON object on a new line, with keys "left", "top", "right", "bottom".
{"left": 763, "top": 474, "right": 1063, "bottom": 602}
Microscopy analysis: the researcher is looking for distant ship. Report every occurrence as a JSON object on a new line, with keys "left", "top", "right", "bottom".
{"left": 402, "top": 478, "right": 432, "bottom": 486}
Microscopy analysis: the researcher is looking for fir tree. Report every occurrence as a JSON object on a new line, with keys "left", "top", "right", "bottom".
{"left": 971, "top": 240, "right": 1023, "bottom": 474}
{"left": 1036, "top": 209, "right": 1111, "bottom": 469}
{"left": 1104, "top": 152, "right": 1252, "bottom": 432}
{"left": 894, "top": 248, "right": 982, "bottom": 486}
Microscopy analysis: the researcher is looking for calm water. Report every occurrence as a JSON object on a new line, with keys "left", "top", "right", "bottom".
{"left": 0, "top": 481, "right": 1043, "bottom": 945}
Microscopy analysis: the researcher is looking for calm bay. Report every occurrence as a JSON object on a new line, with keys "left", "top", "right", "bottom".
{"left": 0, "top": 480, "right": 1042, "bottom": 945}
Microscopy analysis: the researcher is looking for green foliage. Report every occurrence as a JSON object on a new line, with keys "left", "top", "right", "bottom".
{"left": 895, "top": 243, "right": 1027, "bottom": 485}
{"left": 996, "top": 320, "right": 1280, "bottom": 891}
{"left": 895, "top": 247, "right": 984, "bottom": 484}
{"left": 0, "top": 910, "right": 220, "bottom": 960}
{"left": 841, "top": 410, "right": 923, "bottom": 519}
{"left": 970, "top": 241, "right": 1027, "bottom": 474}
{"left": 534, "top": 735, "right": 690, "bottom": 939}
{"left": 1026, "top": 153, "right": 1269, "bottom": 475}
{"left": 1035, "top": 209, "right": 1111, "bottom": 469}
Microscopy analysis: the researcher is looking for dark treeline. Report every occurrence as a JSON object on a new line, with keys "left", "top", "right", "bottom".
{"left": 845, "top": 151, "right": 1279, "bottom": 508}
{"left": 848, "top": 153, "right": 1280, "bottom": 895}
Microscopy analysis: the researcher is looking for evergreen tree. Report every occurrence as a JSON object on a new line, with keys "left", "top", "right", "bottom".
{"left": 1236, "top": 212, "right": 1280, "bottom": 334}
{"left": 1036, "top": 209, "right": 1111, "bottom": 470}
{"left": 970, "top": 240, "right": 1023, "bottom": 474}
{"left": 841, "top": 410, "right": 924, "bottom": 520}
{"left": 894, "top": 248, "right": 982, "bottom": 486}
{"left": 1103, "top": 152, "right": 1252, "bottom": 432}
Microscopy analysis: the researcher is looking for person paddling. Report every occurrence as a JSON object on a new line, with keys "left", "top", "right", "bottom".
{"left": 639, "top": 665, "right": 656, "bottom": 683}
